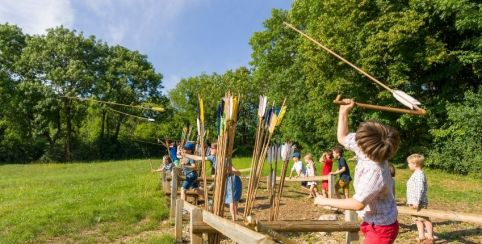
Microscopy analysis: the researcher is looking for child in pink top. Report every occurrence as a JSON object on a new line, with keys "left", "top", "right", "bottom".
{"left": 319, "top": 150, "right": 333, "bottom": 198}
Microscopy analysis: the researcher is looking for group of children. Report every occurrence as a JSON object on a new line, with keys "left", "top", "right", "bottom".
{"left": 153, "top": 141, "right": 243, "bottom": 221}
{"left": 289, "top": 147, "right": 351, "bottom": 200}
{"left": 154, "top": 99, "right": 433, "bottom": 243}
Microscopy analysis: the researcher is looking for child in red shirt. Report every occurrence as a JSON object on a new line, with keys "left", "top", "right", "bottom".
{"left": 319, "top": 151, "right": 333, "bottom": 198}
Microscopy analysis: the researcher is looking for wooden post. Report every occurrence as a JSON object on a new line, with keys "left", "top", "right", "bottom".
{"left": 175, "top": 198, "right": 183, "bottom": 242}
{"left": 328, "top": 174, "right": 336, "bottom": 198}
{"left": 345, "top": 210, "right": 359, "bottom": 244}
{"left": 267, "top": 174, "right": 271, "bottom": 192}
{"left": 190, "top": 207, "right": 203, "bottom": 244}
{"left": 170, "top": 168, "right": 178, "bottom": 219}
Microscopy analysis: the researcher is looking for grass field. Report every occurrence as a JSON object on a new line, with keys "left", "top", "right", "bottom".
{"left": 0, "top": 160, "right": 173, "bottom": 243}
{"left": 1, "top": 157, "right": 481, "bottom": 243}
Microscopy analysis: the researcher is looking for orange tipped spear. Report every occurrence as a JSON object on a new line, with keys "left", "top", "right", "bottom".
{"left": 283, "top": 22, "right": 426, "bottom": 114}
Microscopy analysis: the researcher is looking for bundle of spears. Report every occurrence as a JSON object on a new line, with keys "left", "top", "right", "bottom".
{"left": 244, "top": 96, "right": 287, "bottom": 218}
{"left": 209, "top": 92, "right": 240, "bottom": 243}
{"left": 212, "top": 92, "right": 240, "bottom": 217}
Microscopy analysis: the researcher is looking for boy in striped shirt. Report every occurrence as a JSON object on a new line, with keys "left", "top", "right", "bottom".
{"left": 315, "top": 99, "right": 400, "bottom": 244}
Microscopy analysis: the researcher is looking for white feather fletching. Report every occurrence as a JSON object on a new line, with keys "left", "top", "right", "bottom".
{"left": 258, "top": 95, "right": 268, "bottom": 118}
{"left": 392, "top": 90, "right": 421, "bottom": 110}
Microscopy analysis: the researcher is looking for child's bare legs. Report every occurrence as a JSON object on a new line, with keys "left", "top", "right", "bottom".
{"left": 334, "top": 183, "right": 341, "bottom": 198}
{"left": 229, "top": 202, "right": 238, "bottom": 221}
{"left": 343, "top": 187, "right": 349, "bottom": 199}
{"left": 415, "top": 220, "right": 425, "bottom": 240}
{"left": 423, "top": 220, "right": 434, "bottom": 240}
{"left": 321, "top": 189, "right": 327, "bottom": 198}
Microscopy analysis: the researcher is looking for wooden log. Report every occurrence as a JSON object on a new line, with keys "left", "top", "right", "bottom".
{"left": 169, "top": 168, "right": 178, "bottom": 219}
{"left": 252, "top": 219, "right": 295, "bottom": 244}
{"left": 397, "top": 206, "right": 482, "bottom": 224}
{"left": 192, "top": 220, "right": 360, "bottom": 233}
{"left": 164, "top": 190, "right": 213, "bottom": 196}
{"left": 190, "top": 206, "right": 203, "bottom": 244}
{"left": 175, "top": 198, "right": 183, "bottom": 242}
{"left": 202, "top": 210, "right": 275, "bottom": 243}
{"left": 345, "top": 210, "right": 359, "bottom": 244}
{"left": 166, "top": 175, "right": 215, "bottom": 182}
{"left": 281, "top": 176, "right": 330, "bottom": 182}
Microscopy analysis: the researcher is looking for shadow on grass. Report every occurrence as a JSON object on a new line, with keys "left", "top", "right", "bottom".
{"left": 400, "top": 221, "right": 482, "bottom": 243}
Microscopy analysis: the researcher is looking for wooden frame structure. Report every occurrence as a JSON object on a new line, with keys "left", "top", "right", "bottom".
{"left": 164, "top": 168, "right": 360, "bottom": 243}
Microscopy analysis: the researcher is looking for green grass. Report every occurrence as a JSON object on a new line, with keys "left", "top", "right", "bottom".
{"left": 1, "top": 157, "right": 480, "bottom": 243}
{"left": 232, "top": 157, "right": 482, "bottom": 213}
{"left": 0, "top": 160, "right": 171, "bottom": 243}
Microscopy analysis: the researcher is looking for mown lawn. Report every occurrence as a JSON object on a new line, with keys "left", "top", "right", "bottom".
{"left": 0, "top": 159, "right": 173, "bottom": 243}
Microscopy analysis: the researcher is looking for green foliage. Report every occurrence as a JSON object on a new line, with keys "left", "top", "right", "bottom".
{"left": 0, "top": 24, "right": 169, "bottom": 163}
{"left": 0, "top": 160, "right": 168, "bottom": 243}
{"left": 428, "top": 89, "right": 482, "bottom": 175}
{"left": 168, "top": 0, "right": 481, "bottom": 174}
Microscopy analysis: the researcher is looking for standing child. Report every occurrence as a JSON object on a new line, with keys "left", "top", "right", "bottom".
{"left": 315, "top": 99, "right": 400, "bottom": 244}
{"left": 406, "top": 154, "right": 433, "bottom": 243}
{"left": 304, "top": 153, "right": 318, "bottom": 198}
{"left": 330, "top": 147, "right": 351, "bottom": 199}
{"left": 289, "top": 152, "right": 307, "bottom": 188}
{"left": 320, "top": 151, "right": 334, "bottom": 198}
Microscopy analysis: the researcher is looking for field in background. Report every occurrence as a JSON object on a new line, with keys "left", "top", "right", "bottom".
{"left": 0, "top": 160, "right": 173, "bottom": 243}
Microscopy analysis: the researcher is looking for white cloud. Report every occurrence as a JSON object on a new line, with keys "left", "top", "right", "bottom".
{"left": 0, "top": 0, "right": 74, "bottom": 34}
{"left": 80, "top": 0, "right": 194, "bottom": 46}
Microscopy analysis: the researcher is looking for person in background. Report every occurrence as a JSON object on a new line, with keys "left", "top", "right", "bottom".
{"left": 406, "top": 154, "right": 433, "bottom": 243}
{"left": 179, "top": 142, "right": 202, "bottom": 200}
{"left": 152, "top": 155, "right": 173, "bottom": 174}
{"left": 330, "top": 147, "right": 351, "bottom": 199}
{"left": 320, "top": 150, "right": 334, "bottom": 198}
{"left": 289, "top": 152, "right": 307, "bottom": 188}
{"left": 304, "top": 153, "right": 318, "bottom": 198}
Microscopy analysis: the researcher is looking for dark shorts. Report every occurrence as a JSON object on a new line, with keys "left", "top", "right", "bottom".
{"left": 336, "top": 178, "right": 351, "bottom": 189}
{"left": 182, "top": 172, "right": 199, "bottom": 190}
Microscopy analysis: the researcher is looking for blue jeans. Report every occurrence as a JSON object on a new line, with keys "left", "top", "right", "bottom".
{"left": 182, "top": 172, "right": 199, "bottom": 190}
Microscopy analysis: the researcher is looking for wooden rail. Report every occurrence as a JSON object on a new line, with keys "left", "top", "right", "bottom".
{"left": 165, "top": 167, "right": 358, "bottom": 243}
{"left": 397, "top": 206, "right": 482, "bottom": 224}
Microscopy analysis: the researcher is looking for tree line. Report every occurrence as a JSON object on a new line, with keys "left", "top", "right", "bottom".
{"left": 0, "top": 24, "right": 170, "bottom": 162}
{"left": 169, "top": 0, "right": 481, "bottom": 175}
{"left": 1, "top": 0, "right": 480, "bottom": 175}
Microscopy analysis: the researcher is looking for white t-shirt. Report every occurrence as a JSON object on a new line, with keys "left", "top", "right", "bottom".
{"left": 291, "top": 160, "right": 306, "bottom": 176}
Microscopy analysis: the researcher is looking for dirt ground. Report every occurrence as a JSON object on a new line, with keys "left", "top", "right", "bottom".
{"left": 180, "top": 179, "right": 482, "bottom": 244}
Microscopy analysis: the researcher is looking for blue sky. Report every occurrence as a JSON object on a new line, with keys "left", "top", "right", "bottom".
{"left": 0, "top": 0, "right": 292, "bottom": 93}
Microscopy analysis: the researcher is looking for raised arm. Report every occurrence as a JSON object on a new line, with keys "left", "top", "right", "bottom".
{"left": 337, "top": 99, "right": 355, "bottom": 145}
{"left": 183, "top": 153, "right": 205, "bottom": 161}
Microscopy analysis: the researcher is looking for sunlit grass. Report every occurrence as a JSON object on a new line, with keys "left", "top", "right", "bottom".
{"left": 0, "top": 160, "right": 170, "bottom": 243}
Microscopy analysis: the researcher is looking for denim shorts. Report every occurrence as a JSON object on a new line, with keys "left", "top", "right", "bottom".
{"left": 182, "top": 172, "right": 199, "bottom": 190}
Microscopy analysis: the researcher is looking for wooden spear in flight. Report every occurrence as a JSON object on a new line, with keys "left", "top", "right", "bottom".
{"left": 283, "top": 22, "right": 426, "bottom": 115}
